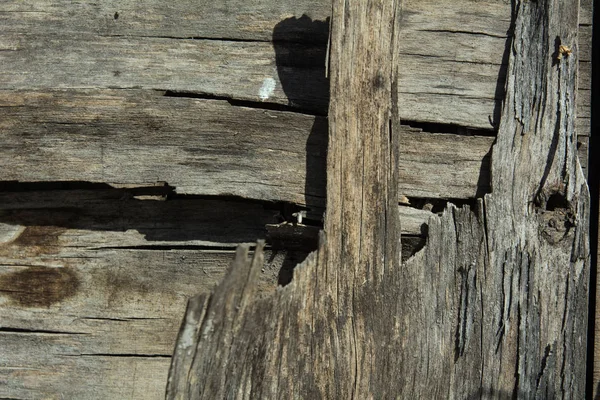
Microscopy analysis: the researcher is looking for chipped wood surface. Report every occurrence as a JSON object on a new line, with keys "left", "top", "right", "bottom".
{"left": 168, "top": 0, "right": 590, "bottom": 399}
{"left": 0, "top": 0, "right": 592, "bottom": 398}
{"left": 0, "top": 90, "right": 493, "bottom": 203}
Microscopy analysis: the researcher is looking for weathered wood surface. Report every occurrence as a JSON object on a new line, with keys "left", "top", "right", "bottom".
{"left": 168, "top": 0, "right": 402, "bottom": 396}
{"left": 0, "top": 90, "right": 493, "bottom": 202}
{"left": 0, "top": 191, "right": 310, "bottom": 399}
{"left": 0, "top": 0, "right": 505, "bottom": 128}
{"left": 0, "top": 0, "right": 591, "bottom": 133}
{"left": 167, "top": 0, "right": 590, "bottom": 399}
{"left": 0, "top": 186, "right": 435, "bottom": 398}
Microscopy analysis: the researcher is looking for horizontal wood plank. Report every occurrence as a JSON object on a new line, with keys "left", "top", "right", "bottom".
{"left": 0, "top": 0, "right": 331, "bottom": 43}
{"left": 0, "top": 90, "right": 493, "bottom": 202}
{"left": 0, "top": 188, "right": 433, "bottom": 398}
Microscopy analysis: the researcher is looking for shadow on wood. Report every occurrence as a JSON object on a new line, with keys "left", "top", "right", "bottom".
{"left": 166, "top": 0, "right": 590, "bottom": 398}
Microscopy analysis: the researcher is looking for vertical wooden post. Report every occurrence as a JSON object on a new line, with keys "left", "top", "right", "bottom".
{"left": 166, "top": 0, "right": 402, "bottom": 397}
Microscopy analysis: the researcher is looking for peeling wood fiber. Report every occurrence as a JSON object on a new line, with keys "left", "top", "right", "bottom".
{"left": 167, "top": 0, "right": 590, "bottom": 398}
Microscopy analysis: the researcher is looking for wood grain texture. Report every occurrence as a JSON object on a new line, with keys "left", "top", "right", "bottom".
{"left": 0, "top": 191, "right": 312, "bottom": 399}
{"left": 0, "top": 90, "right": 492, "bottom": 202}
{"left": 167, "top": 0, "right": 402, "bottom": 397}
{"left": 0, "top": 186, "right": 435, "bottom": 399}
{"left": 168, "top": 0, "right": 590, "bottom": 398}
{"left": 0, "top": 0, "right": 591, "bottom": 132}
{"left": 402, "top": 0, "right": 590, "bottom": 395}
{"left": 0, "top": 0, "right": 507, "bottom": 128}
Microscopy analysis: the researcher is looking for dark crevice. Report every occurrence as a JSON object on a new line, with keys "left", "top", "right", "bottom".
{"left": 535, "top": 344, "right": 552, "bottom": 393}
{"left": 59, "top": 353, "right": 171, "bottom": 359}
{"left": 0, "top": 181, "right": 320, "bottom": 250}
{"left": 0, "top": 327, "right": 87, "bottom": 335}
{"left": 162, "top": 90, "right": 327, "bottom": 116}
{"left": 102, "top": 33, "right": 330, "bottom": 46}
{"left": 80, "top": 316, "right": 165, "bottom": 322}
{"left": 0, "top": 181, "right": 157, "bottom": 192}
{"left": 418, "top": 28, "right": 508, "bottom": 39}
{"left": 91, "top": 244, "right": 249, "bottom": 251}
{"left": 100, "top": 34, "right": 271, "bottom": 44}
{"left": 491, "top": 5, "right": 515, "bottom": 132}
{"left": 401, "top": 120, "right": 496, "bottom": 137}
{"left": 401, "top": 235, "right": 427, "bottom": 261}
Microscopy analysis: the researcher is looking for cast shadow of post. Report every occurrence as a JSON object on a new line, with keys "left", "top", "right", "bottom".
{"left": 272, "top": 16, "right": 330, "bottom": 285}
{"left": 272, "top": 15, "right": 330, "bottom": 218}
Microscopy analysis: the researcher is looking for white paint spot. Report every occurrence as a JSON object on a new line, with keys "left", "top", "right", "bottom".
{"left": 259, "top": 78, "right": 276, "bottom": 101}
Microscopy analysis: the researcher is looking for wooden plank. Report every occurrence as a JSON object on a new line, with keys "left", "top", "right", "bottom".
{"left": 579, "top": 24, "right": 592, "bottom": 62}
{"left": 0, "top": 189, "right": 281, "bottom": 246}
{"left": 580, "top": 0, "right": 593, "bottom": 25}
{"left": 399, "top": 131, "right": 491, "bottom": 199}
{"left": 0, "top": 198, "right": 311, "bottom": 399}
{"left": 0, "top": 0, "right": 591, "bottom": 131}
{"left": 0, "top": 340, "right": 171, "bottom": 400}
{"left": 0, "top": 34, "right": 329, "bottom": 113}
{"left": 168, "top": 0, "right": 590, "bottom": 397}
{"left": 0, "top": 0, "right": 512, "bottom": 128}
{"left": 0, "top": 90, "right": 493, "bottom": 202}
{"left": 0, "top": 0, "right": 331, "bottom": 43}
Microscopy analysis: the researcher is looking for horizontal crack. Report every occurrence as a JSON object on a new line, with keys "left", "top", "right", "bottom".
{"left": 162, "top": 90, "right": 327, "bottom": 116}
{"left": 418, "top": 28, "right": 508, "bottom": 39}
{"left": 79, "top": 316, "right": 166, "bottom": 322}
{"left": 99, "top": 34, "right": 271, "bottom": 44}
{"left": 402, "top": 120, "right": 496, "bottom": 136}
{"left": 0, "top": 327, "right": 88, "bottom": 335}
{"left": 90, "top": 244, "right": 262, "bottom": 251}
{"left": 59, "top": 353, "right": 171, "bottom": 359}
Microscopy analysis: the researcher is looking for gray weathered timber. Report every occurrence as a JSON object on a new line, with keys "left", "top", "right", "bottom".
{"left": 0, "top": 185, "right": 435, "bottom": 399}
{"left": 0, "top": 0, "right": 331, "bottom": 42}
{"left": 0, "top": 35, "right": 328, "bottom": 112}
{"left": 0, "top": 90, "right": 492, "bottom": 202}
{"left": 167, "top": 0, "right": 589, "bottom": 398}
{"left": 0, "top": 0, "right": 591, "bottom": 132}
{"left": 167, "top": 0, "right": 402, "bottom": 397}
{"left": 0, "top": 0, "right": 509, "bottom": 128}
{"left": 0, "top": 192, "right": 310, "bottom": 399}
{"left": 0, "top": 247, "right": 306, "bottom": 400}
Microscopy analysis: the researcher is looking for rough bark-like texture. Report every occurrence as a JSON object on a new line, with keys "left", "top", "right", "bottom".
{"left": 167, "top": 0, "right": 402, "bottom": 398}
{"left": 168, "top": 0, "right": 589, "bottom": 399}
{"left": 0, "top": 185, "right": 433, "bottom": 398}
{"left": 0, "top": 191, "right": 312, "bottom": 399}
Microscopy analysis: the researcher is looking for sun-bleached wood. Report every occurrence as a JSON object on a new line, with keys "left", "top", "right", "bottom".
{"left": 0, "top": 191, "right": 309, "bottom": 399}
{"left": 167, "top": 0, "right": 589, "bottom": 398}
